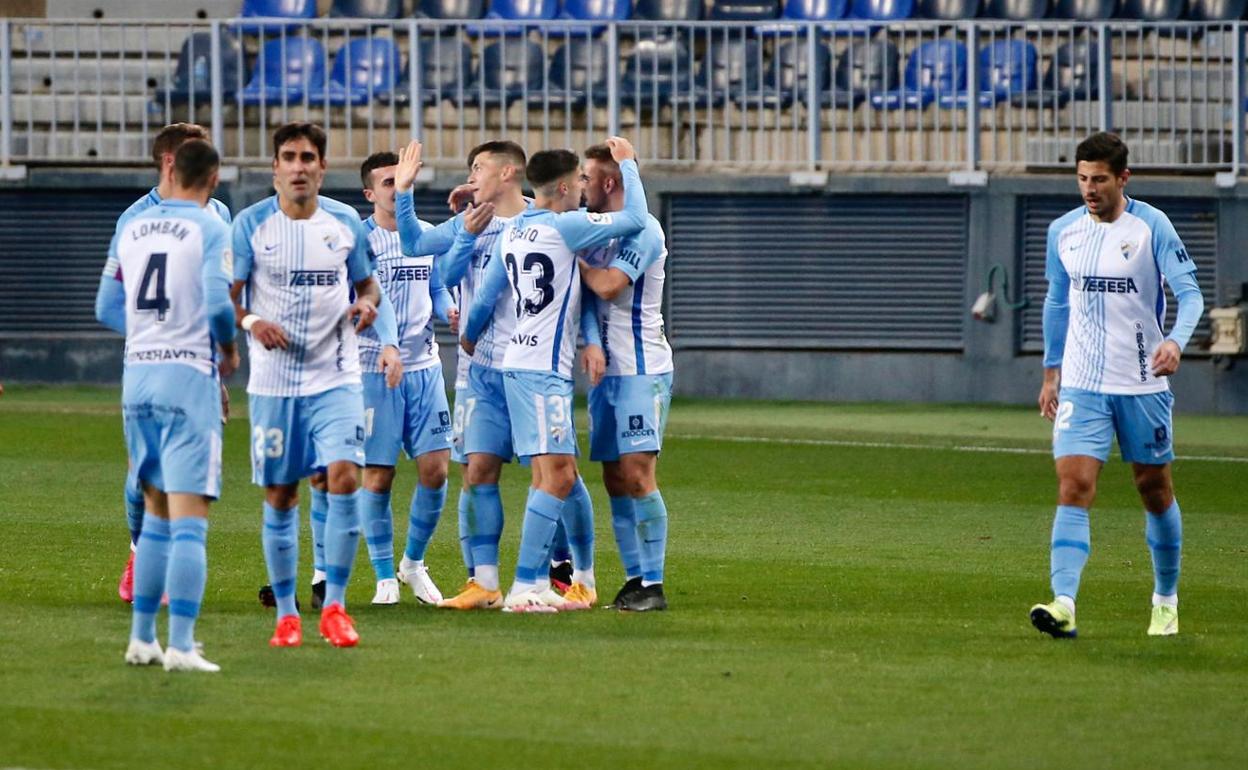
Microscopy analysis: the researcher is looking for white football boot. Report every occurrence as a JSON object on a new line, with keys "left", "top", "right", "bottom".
{"left": 397, "top": 556, "right": 443, "bottom": 604}
{"left": 371, "top": 578, "right": 400, "bottom": 605}
{"left": 163, "top": 647, "right": 221, "bottom": 673}
{"left": 502, "top": 585, "right": 559, "bottom": 614}
{"left": 124, "top": 638, "right": 165, "bottom": 666}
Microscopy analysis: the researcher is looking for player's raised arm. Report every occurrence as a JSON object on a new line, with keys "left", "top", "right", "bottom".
{"left": 1039, "top": 220, "right": 1069, "bottom": 420}
{"left": 438, "top": 201, "right": 495, "bottom": 289}
{"left": 461, "top": 240, "right": 509, "bottom": 353}
{"left": 554, "top": 138, "right": 648, "bottom": 252}
{"left": 394, "top": 139, "right": 457, "bottom": 258}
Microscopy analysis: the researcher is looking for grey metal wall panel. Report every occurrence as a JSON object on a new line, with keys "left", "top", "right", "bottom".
{"left": 668, "top": 194, "right": 969, "bottom": 350}
{"left": 1019, "top": 196, "right": 1218, "bottom": 352}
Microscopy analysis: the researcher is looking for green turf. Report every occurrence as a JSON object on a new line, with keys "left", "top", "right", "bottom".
{"left": 1, "top": 385, "right": 1245, "bottom": 769}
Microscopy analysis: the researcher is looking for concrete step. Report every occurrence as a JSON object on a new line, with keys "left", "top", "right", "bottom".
{"left": 9, "top": 93, "right": 159, "bottom": 124}
{"left": 11, "top": 22, "right": 197, "bottom": 56}
{"left": 45, "top": 0, "right": 240, "bottom": 20}
{"left": 9, "top": 57, "right": 177, "bottom": 94}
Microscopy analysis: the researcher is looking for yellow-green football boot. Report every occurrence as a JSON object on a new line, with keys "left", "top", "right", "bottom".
{"left": 1030, "top": 600, "right": 1077, "bottom": 638}
{"left": 1147, "top": 605, "right": 1178, "bottom": 636}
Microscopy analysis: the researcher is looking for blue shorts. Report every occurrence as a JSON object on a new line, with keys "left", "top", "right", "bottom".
{"left": 363, "top": 367, "right": 453, "bottom": 466}
{"left": 1052, "top": 387, "right": 1175, "bottom": 465}
{"left": 249, "top": 385, "right": 366, "bottom": 487}
{"left": 503, "top": 370, "right": 578, "bottom": 458}
{"left": 123, "top": 364, "right": 223, "bottom": 499}
{"left": 450, "top": 385, "right": 469, "bottom": 465}
{"left": 460, "top": 363, "right": 515, "bottom": 462}
{"left": 589, "top": 373, "right": 673, "bottom": 462}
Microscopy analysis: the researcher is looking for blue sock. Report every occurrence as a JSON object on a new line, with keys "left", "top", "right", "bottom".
{"left": 561, "top": 476, "right": 594, "bottom": 571}
{"left": 1050, "top": 505, "right": 1091, "bottom": 601}
{"left": 125, "top": 485, "right": 145, "bottom": 546}
{"left": 404, "top": 481, "right": 447, "bottom": 562}
{"left": 635, "top": 490, "right": 669, "bottom": 585}
{"left": 550, "top": 519, "right": 572, "bottom": 564}
{"left": 262, "top": 503, "right": 300, "bottom": 618}
{"left": 324, "top": 491, "right": 361, "bottom": 609}
{"left": 166, "top": 518, "right": 207, "bottom": 653}
{"left": 361, "top": 489, "right": 395, "bottom": 581}
{"left": 514, "top": 489, "right": 564, "bottom": 584}
{"left": 610, "top": 495, "right": 641, "bottom": 579}
{"left": 1146, "top": 499, "right": 1182, "bottom": 597}
{"left": 467, "top": 483, "right": 504, "bottom": 569}
{"left": 456, "top": 488, "right": 474, "bottom": 576}
{"left": 130, "top": 514, "right": 170, "bottom": 643}
{"left": 309, "top": 487, "right": 328, "bottom": 576}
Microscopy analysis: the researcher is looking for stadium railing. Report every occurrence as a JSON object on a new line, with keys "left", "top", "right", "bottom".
{"left": 0, "top": 16, "right": 1243, "bottom": 175}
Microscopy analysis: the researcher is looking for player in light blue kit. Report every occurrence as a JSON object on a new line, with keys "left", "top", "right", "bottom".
{"left": 97, "top": 123, "right": 232, "bottom": 606}
{"left": 577, "top": 144, "right": 674, "bottom": 612}
{"left": 1031, "top": 133, "right": 1204, "bottom": 639}
{"left": 95, "top": 139, "right": 238, "bottom": 672}
{"left": 230, "top": 123, "right": 402, "bottom": 649}
{"left": 462, "top": 136, "right": 647, "bottom": 612}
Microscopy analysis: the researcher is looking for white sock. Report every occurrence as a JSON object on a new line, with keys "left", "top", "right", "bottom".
{"left": 1055, "top": 595, "right": 1076, "bottom": 615}
{"left": 534, "top": 576, "right": 551, "bottom": 593}
{"left": 642, "top": 579, "right": 662, "bottom": 588}
{"left": 312, "top": 569, "right": 326, "bottom": 584}
{"left": 508, "top": 580, "right": 536, "bottom": 598}
{"left": 572, "top": 568, "right": 595, "bottom": 589}
{"left": 1153, "top": 592, "right": 1178, "bottom": 608}
{"left": 475, "top": 565, "right": 499, "bottom": 592}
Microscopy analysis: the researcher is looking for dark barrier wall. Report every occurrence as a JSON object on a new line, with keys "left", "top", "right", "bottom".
{"left": 2, "top": 168, "right": 1246, "bottom": 413}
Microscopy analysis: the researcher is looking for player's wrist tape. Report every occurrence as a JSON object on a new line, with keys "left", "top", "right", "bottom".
{"left": 241, "top": 314, "right": 261, "bottom": 332}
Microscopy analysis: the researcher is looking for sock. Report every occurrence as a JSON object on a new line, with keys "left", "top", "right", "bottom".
{"left": 466, "top": 483, "right": 504, "bottom": 573}
{"left": 125, "top": 484, "right": 145, "bottom": 546}
{"left": 1146, "top": 499, "right": 1182, "bottom": 602}
{"left": 309, "top": 487, "right": 328, "bottom": 578}
{"left": 261, "top": 503, "right": 300, "bottom": 618}
{"left": 456, "top": 489, "right": 474, "bottom": 577}
{"left": 572, "top": 568, "right": 596, "bottom": 589}
{"left": 360, "top": 488, "right": 395, "bottom": 581}
{"left": 561, "top": 476, "right": 595, "bottom": 572}
{"left": 404, "top": 481, "right": 447, "bottom": 562}
{"left": 635, "top": 490, "right": 669, "bottom": 586}
{"left": 323, "top": 491, "right": 362, "bottom": 609}
{"left": 166, "top": 518, "right": 208, "bottom": 653}
{"left": 610, "top": 495, "right": 641, "bottom": 579}
{"left": 513, "top": 489, "right": 565, "bottom": 586}
{"left": 130, "top": 514, "right": 171, "bottom": 644}
{"left": 475, "top": 564, "right": 500, "bottom": 592}
{"left": 1050, "top": 505, "right": 1091, "bottom": 603}
{"left": 550, "top": 519, "right": 572, "bottom": 565}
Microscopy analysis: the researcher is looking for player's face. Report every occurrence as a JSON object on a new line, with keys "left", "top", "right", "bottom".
{"left": 467, "top": 153, "right": 511, "bottom": 205}
{"left": 363, "top": 165, "right": 397, "bottom": 216}
{"left": 583, "top": 158, "right": 611, "bottom": 213}
{"left": 273, "top": 136, "right": 326, "bottom": 205}
{"left": 559, "top": 167, "right": 587, "bottom": 211}
{"left": 1076, "top": 160, "right": 1127, "bottom": 219}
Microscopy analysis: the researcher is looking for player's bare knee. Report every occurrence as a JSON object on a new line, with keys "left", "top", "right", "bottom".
{"left": 363, "top": 465, "right": 395, "bottom": 494}
{"left": 619, "top": 455, "right": 658, "bottom": 497}
{"left": 466, "top": 455, "right": 501, "bottom": 486}
{"left": 1057, "top": 475, "right": 1096, "bottom": 508}
{"left": 265, "top": 485, "right": 299, "bottom": 510}
{"left": 540, "top": 461, "right": 577, "bottom": 498}
{"left": 325, "top": 462, "right": 360, "bottom": 495}
{"left": 308, "top": 471, "right": 328, "bottom": 492}
{"left": 1133, "top": 465, "right": 1174, "bottom": 514}
{"left": 417, "top": 451, "right": 449, "bottom": 489}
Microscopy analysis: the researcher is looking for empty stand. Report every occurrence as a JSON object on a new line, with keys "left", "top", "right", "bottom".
{"left": 414, "top": 0, "right": 488, "bottom": 18}
{"left": 871, "top": 40, "right": 966, "bottom": 110}
{"left": 311, "top": 37, "right": 401, "bottom": 105}
{"left": 536, "top": 36, "right": 610, "bottom": 107}
{"left": 238, "top": 36, "right": 326, "bottom": 105}
{"left": 329, "top": 0, "right": 402, "bottom": 17}
{"left": 824, "top": 39, "right": 900, "bottom": 107}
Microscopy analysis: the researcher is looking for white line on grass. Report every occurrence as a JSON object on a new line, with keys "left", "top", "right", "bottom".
{"left": 669, "top": 433, "right": 1248, "bottom": 464}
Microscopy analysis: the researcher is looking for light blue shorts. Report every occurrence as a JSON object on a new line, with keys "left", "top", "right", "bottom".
{"left": 248, "top": 384, "right": 366, "bottom": 487}
{"left": 589, "top": 373, "right": 674, "bottom": 462}
{"left": 1052, "top": 387, "right": 1175, "bottom": 465}
{"left": 503, "top": 370, "right": 578, "bottom": 458}
{"left": 363, "top": 367, "right": 452, "bottom": 466}
{"left": 459, "top": 363, "right": 515, "bottom": 462}
{"left": 123, "top": 364, "right": 223, "bottom": 499}
{"left": 450, "top": 385, "right": 469, "bottom": 465}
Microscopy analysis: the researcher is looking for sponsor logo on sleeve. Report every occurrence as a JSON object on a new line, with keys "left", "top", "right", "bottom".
{"left": 586, "top": 212, "right": 614, "bottom": 226}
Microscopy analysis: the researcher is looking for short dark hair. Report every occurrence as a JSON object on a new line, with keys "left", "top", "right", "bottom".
{"left": 1076, "top": 132, "right": 1129, "bottom": 176}
{"left": 468, "top": 140, "right": 527, "bottom": 171}
{"left": 361, "top": 151, "right": 400, "bottom": 188}
{"left": 583, "top": 143, "right": 622, "bottom": 181}
{"left": 272, "top": 122, "right": 327, "bottom": 161}
{"left": 173, "top": 139, "right": 219, "bottom": 190}
{"left": 526, "top": 149, "right": 580, "bottom": 191}
{"left": 152, "top": 122, "right": 210, "bottom": 166}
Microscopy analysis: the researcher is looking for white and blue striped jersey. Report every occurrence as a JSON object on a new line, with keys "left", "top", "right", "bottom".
{"left": 361, "top": 216, "right": 440, "bottom": 373}
{"left": 1046, "top": 197, "right": 1197, "bottom": 395}
{"left": 232, "top": 195, "right": 374, "bottom": 397}
{"left": 103, "top": 186, "right": 231, "bottom": 281}
{"left": 579, "top": 213, "right": 673, "bottom": 377}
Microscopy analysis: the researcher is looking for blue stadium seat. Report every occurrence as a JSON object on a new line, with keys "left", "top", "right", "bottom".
{"left": 1011, "top": 39, "right": 1098, "bottom": 108}
{"left": 757, "top": 0, "right": 848, "bottom": 34}
{"left": 619, "top": 38, "right": 694, "bottom": 108}
{"left": 414, "top": 0, "right": 487, "bottom": 18}
{"left": 1187, "top": 0, "right": 1246, "bottom": 19}
{"left": 465, "top": 40, "right": 546, "bottom": 105}
{"left": 672, "top": 37, "right": 763, "bottom": 108}
{"left": 533, "top": 36, "right": 609, "bottom": 107}
{"left": 981, "top": 0, "right": 1049, "bottom": 17}
{"left": 634, "top": 0, "right": 702, "bottom": 18}
{"left": 239, "top": 0, "right": 318, "bottom": 33}
{"left": 849, "top": 0, "right": 915, "bottom": 20}
{"left": 560, "top": 0, "right": 633, "bottom": 23}
{"left": 938, "top": 39, "right": 1037, "bottom": 108}
{"left": 163, "top": 30, "right": 242, "bottom": 104}
{"left": 822, "top": 39, "right": 900, "bottom": 107}
{"left": 916, "top": 0, "right": 981, "bottom": 18}
{"left": 707, "top": 0, "right": 782, "bottom": 20}
{"left": 1119, "top": 0, "right": 1183, "bottom": 18}
{"left": 310, "top": 38, "right": 401, "bottom": 105}
{"left": 738, "top": 39, "right": 830, "bottom": 108}
{"left": 871, "top": 40, "right": 966, "bottom": 110}
{"left": 1052, "top": 0, "right": 1118, "bottom": 19}
{"left": 329, "top": 0, "right": 401, "bottom": 17}
{"left": 385, "top": 36, "right": 476, "bottom": 105}
{"left": 239, "top": 36, "right": 326, "bottom": 105}
{"left": 467, "top": 0, "right": 559, "bottom": 35}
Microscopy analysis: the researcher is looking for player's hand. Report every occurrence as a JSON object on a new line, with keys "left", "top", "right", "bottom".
{"left": 581, "top": 344, "right": 606, "bottom": 387}
{"left": 218, "top": 379, "right": 232, "bottom": 423}
{"left": 462, "top": 201, "right": 496, "bottom": 235}
{"left": 460, "top": 335, "right": 476, "bottom": 356}
{"left": 395, "top": 139, "right": 424, "bottom": 193}
{"left": 250, "top": 319, "right": 289, "bottom": 351}
{"left": 349, "top": 298, "right": 379, "bottom": 332}
{"left": 380, "top": 345, "right": 403, "bottom": 389}
{"left": 1151, "top": 340, "right": 1182, "bottom": 377}
{"left": 447, "top": 307, "right": 460, "bottom": 335}
{"left": 447, "top": 184, "right": 477, "bottom": 213}
{"left": 1038, "top": 372, "right": 1060, "bottom": 421}
{"left": 605, "top": 136, "right": 636, "bottom": 163}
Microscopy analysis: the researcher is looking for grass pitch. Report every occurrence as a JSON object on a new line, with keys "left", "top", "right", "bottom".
{"left": 0, "top": 386, "right": 1245, "bottom": 769}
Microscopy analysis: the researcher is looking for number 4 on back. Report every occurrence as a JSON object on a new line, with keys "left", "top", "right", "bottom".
{"left": 136, "top": 252, "right": 171, "bottom": 322}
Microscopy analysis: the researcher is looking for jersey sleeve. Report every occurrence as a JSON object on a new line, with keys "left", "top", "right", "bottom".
{"left": 231, "top": 209, "right": 257, "bottom": 282}
{"left": 94, "top": 274, "right": 127, "bottom": 335}
{"left": 1042, "top": 220, "right": 1071, "bottom": 369}
{"left": 1151, "top": 210, "right": 1198, "bottom": 283}
{"left": 210, "top": 198, "right": 233, "bottom": 225}
{"left": 579, "top": 289, "right": 601, "bottom": 347}
{"left": 398, "top": 190, "right": 460, "bottom": 257}
{"left": 1165, "top": 271, "right": 1204, "bottom": 350}
{"left": 345, "top": 217, "right": 374, "bottom": 284}
{"left": 552, "top": 159, "right": 648, "bottom": 251}
{"left": 463, "top": 239, "right": 508, "bottom": 343}
{"left": 439, "top": 227, "right": 479, "bottom": 287}
{"left": 611, "top": 218, "right": 665, "bottom": 283}
{"left": 429, "top": 248, "right": 455, "bottom": 324}
{"left": 200, "top": 219, "right": 237, "bottom": 344}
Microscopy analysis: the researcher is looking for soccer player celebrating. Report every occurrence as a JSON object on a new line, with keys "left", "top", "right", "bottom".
{"left": 96, "top": 139, "right": 239, "bottom": 672}
{"left": 101, "top": 123, "right": 232, "bottom": 606}
{"left": 230, "top": 122, "right": 401, "bottom": 648}
{"left": 462, "top": 137, "right": 647, "bottom": 613}
{"left": 1031, "top": 133, "right": 1204, "bottom": 639}
{"left": 577, "top": 145, "right": 674, "bottom": 612}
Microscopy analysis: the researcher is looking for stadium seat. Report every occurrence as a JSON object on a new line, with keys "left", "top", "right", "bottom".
{"left": 238, "top": 0, "right": 318, "bottom": 33}
{"left": 1010, "top": 39, "right": 1098, "bottom": 108}
{"left": 707, "top": 0, "right": 782, "bottom": 20}
{"left": 560, "top": 0, "right": 633, "bottom": 23}
{"left": 162, "top": 29, "right": 242, "bottom": 104}
{"left": 1052, "top": 0, "right": 1118, "bottom": 19}
{"left": 329, "top": 0, "right": 401, "bottom": 17}
{"left": 737, "top": 38, "right": 830, "bottom": 109}
{"left": 756, "top": 0, "right": 848, "bottom": 34}
{"left": 848, "top": 0, "right": 915, "bottom": 20}
{"left": 634, "top": 0, "right": 703, "bottom": 18}
{"left": 465, "top": 40, "right": 546, "bottom": 105}
{"left": 822, "top": 39, "right": 900, "bottom": 107}
{"left": 385, "top": 36, "right": 475, "bottom": 105}
{"left": 619, "top": 38, "right": 694, "bottom": 107}
{"left": 870, "top": 40, "right": 966, "bottom": 110}
{"left": 672, "top": 37, "right": 763, "bottom": 108}
{"left": 467, "top": 0, "right": 559, "bottom": 35}
{"left": 533, "top": 36, "right": 610, "bottom": 107}
{"left": 916, "top": 0, "right": 981, "bottom": 18}
{"left": 238, "top": 36, "right": 326, "bottom": 105}
{"left": 1119, "top": 0, "right": 1183, "bottom": 18}
{"left": 414, "top": 0, "right": 488, "bottom": 18}
{"left": 938, "top": 39, "right": 1037, "bottom": 108}
{"left": 980, "top": 0, "right": 1049, "bottom": 17}
{"left": 1187, "top": 0, "right": 1246, "bottom": 20}
{"left": 309, "top": 38, "right": 400, "bottom": 105}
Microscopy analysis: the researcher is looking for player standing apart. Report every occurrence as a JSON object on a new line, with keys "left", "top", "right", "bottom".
{"left": 97, "top": 140, "right": 238, "bottom": 672}
{"left": 1031, "top": 133, "right": 1204, "bottom": 639}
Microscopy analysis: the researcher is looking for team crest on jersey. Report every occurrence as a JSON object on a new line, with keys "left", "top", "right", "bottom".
{"left": 1119, "top": 240, "right": 1136, "bottom": 260}
{"left": 221, "top": 247, "right": 234, "bottom": 277}
{"left": 586, "top": 212, "right": 614, "bottom": 226}
{"left": 323, "top": 231, "right": 339, "bottom": 250}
